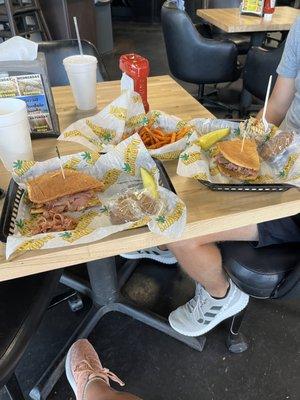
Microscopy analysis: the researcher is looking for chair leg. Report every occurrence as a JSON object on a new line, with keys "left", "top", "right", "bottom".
{"left": 5, "top": 373, "right": 26, "bottom": 400}
{"left": 239, "top": 88, "right": 253, "bottom": 118}
{"left": 226, "top": 308, "right": 249, "bottom": 353}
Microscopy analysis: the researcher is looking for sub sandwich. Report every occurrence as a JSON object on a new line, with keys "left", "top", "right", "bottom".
{"left": 26, "top": 169, "right": 104, "bottom": 235}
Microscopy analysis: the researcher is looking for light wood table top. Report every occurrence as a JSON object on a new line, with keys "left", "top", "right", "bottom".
{"left": 197, "top": 6, "right": 300, "bottom": 33}
{"left": 0, "top": 75, "right": 300, "bottom": 282}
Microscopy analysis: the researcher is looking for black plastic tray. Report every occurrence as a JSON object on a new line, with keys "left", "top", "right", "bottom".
{"left": 0, "top": 160, "right": 175, "bottom": 243}
{"left": 199, "top": 180, "right": 294, "bottom": 192}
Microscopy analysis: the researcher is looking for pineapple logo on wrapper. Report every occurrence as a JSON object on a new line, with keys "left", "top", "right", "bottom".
{"left": 156, "top": 202, "right": 185, "bottom": 232}
{"left": 123, "top": 139, "right": 140, "bottom": 175}
{"left": 86, "top": 119, "right": 116, "bottom": 143}
{"left": 81, "top": 151, "right": 100, "bottom": 166}
{"left": 278, "top": 154, "right": 298, "bottom": 178}
{"left": 63, "top": 157, "right": 81, "bottom": 170}
{"left": 109, "top": 105, "right": 127, "bottom": 120}
{"left": 59, "top": 211, "right": 98, "bottom": 243}
{"left": 102, "top": 169, "right": 122, "bottom": 191}
{"left": 17, "top": 235, "right": 54, "bottom": 252}
{"left": 13, "top": 160, "right": 36, "bottom": 176}
{"left": 180, "top": 152, "right": 202, "bottom": 165}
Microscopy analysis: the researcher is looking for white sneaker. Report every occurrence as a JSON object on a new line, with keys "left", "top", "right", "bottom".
{"left": 120, "top": 247, "right": 177, "bottom": 265}
{"left": 169, "top": 280, "right": 249, "bottom": 337}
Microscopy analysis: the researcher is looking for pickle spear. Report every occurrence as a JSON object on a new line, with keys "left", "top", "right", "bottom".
{"left": 197, "top": 128, "right": 230, "bottom": 151}
{"left": 140, "top": 167, "right": 159, "bottom": 199}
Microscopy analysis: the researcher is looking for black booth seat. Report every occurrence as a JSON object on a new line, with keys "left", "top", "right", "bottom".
{"left": 220, "top": 242, "right": 300, "bottom": 298}
{"left": 0, "top": 271, "right": 61, "bottom": 398}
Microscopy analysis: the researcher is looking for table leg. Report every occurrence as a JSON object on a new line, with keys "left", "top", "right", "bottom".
{"left": 30, "top": 257, "right": 206, "bottom": 400}
{"left": 240, "top": 88, "right": 253, "bottom": 118}
{"left": 250, "top": 32, "right": 266, "bottom": 47}
{"left": 86, "top": 258, "right": 206, "bottom": 351}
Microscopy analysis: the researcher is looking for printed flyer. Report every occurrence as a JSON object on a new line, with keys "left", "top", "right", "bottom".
{"left": 0, "top": 74, "right": 53, "bottom": 134}
{"left": 240, "top": 0, "right": 264, "bottom": 15}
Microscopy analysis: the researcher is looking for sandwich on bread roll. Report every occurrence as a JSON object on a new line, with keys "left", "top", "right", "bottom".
{"left": 215, "top": 139, "right": 260, "bottom": 181}
{"left": 28, "top": 169, "right": 104, "bottom": 214}
{"left": 26, "top": 169, "right": 104, "bottom": 235}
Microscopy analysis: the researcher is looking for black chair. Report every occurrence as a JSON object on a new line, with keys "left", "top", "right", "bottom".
{"left": 161, "top": 1, "right": 241, "bottom": 112}
{"left": 198, "top": 0, "right": 252, "bottom": 55}
{"left": 0, "top": 271, "right": 62, "bottom": 399}
{"left": 38, "top": 39, "right": 110, "bottom": 87}
{"left": 240, "top": 43, "right": 284, "bottom": 115}
{"left": 219, "top": 242, "right": 300, "bottom": 353}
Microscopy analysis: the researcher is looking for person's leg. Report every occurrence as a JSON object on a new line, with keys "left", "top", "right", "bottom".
{"left": 168, "top": 225, "right": 258, "bottom": 297}
{"left": 66, "top": 339, "right": 142, "bottom": 400}
{"left": 167, "top": 225, "right": 258, "bottom": 337}
{"left": 85, "top": 379, "right": 141, "bottom": 400}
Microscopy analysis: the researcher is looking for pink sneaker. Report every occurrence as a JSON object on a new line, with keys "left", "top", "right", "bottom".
{"left": 65, "top": 339, "right": 125, "bottom": 400}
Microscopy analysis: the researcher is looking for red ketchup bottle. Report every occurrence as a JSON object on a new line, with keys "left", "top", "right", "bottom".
{"left": 263, "top": 0, "right": 276, "bottom": 21}
{"left": 119, "top": 54, "right": 150, "bottom": 112}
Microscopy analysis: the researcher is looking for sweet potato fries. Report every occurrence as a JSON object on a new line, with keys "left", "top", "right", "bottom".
{"left": 138, "top": 125, "right": 190, "bottom": 150}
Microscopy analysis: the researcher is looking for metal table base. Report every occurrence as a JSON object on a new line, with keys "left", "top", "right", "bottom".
{"left": 30, "top": 257, "right": 206, "bottom": 400}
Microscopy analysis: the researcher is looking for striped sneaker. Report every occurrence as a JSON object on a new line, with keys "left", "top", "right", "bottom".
{"left": 120, "top": 247, "right": 177, "bottom": 265}
{"left": 168, "top": 280, "right": 249, "bottom": 337}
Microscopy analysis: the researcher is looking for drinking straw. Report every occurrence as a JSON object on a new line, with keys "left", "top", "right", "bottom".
{"left": 73, "top": 16, "right": 83, "bottom": 56}
{"left": 262, "top": 75, "right": 273, "bottom": 132}
{"left": 55, "top": 146, "right": 66, "bottom": 179}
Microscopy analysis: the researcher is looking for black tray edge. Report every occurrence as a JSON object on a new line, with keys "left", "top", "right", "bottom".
{"left": 199, "top": 180, "right": 295, "bottom": 192}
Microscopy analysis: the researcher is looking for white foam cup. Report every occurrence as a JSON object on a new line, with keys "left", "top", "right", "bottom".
{"left": 0, "top": 98, "right": 33, "bottom": 171}
{"left": 63, "top": 55, "right": 98, "bottom": 111}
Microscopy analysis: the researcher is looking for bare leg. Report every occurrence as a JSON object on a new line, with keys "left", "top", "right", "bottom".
{"left": 168, "top": 225, "right": 258, "bottom": 297}
{"left": 86, "top": 379, "right": 142, "bottom": 400}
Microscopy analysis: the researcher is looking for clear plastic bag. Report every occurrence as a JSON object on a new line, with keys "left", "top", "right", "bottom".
{"left": 107, "top": 188, "right": 164, "bottom": 225}
{"left": 259, "top": 131, "right": 300, "bottom": 170}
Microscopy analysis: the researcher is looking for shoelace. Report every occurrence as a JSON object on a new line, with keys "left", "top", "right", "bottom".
{"left": 75, "top": 360, "right": 125, "bottom": 387}
{"left": 187, "top": 285, "right": 207, "bottom": 321}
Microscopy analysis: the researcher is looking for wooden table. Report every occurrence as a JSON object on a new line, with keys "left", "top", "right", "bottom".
{"left": 197, "top": 6, "right": 300, "bottom": 45}
{"left": 0, "top": 75, "right": 300, "bottom": 282}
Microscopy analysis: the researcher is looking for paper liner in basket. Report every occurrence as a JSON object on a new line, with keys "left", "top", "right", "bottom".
{"left": 177, "top": 118, "right": 300, "bottom": 187}
{"left": 7, "top": 135, "right": 186, "bottom": 259}
{"left": 58, "top": 91, "right": 146, "bottom": 152}
{"left": 139, "top": 110, "right": 196, "bottom": 161}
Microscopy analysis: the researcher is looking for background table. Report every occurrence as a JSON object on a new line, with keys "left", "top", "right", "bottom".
{"left": 0, "top": 75, "right": 300, "bottom": 282}
{"left": 197, "top": 6, "right": 300, "bottom": 45}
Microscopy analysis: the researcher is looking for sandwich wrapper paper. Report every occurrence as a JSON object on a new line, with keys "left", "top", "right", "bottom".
{"left": 6, "top": 135, "right": 186, "bottom": 259}
{"left": 59, "top": 92, "right": 194, "bottom": 160}
{"left": 177, "top": 118, "right": 300, "bottom": 186}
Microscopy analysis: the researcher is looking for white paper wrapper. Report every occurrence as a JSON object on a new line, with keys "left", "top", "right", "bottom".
{"left": 7, "top": 135, "right": 186, "bottom": 259}
{"left": 59, "top": 92, "right": 194, "bottom": 160}
{"left": 177, "top": 118, "right": 300, "bottom": 186}
{"left": 59, "top": 91, "right": 146, "bottom": 153}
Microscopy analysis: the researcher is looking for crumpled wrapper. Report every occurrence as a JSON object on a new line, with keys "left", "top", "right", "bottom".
{"left": 58, "top": 91, "right": 194, "bottom": 160}
{"left": 7, "top": 135, "right": 186, "bottom": 259}
{"left": 177, "top": 118, "right": 300, "bottom": 187}
{"left": 59, "top": 91, "right": 146, "bottom": 153}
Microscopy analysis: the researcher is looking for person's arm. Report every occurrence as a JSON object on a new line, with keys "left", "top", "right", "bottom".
{"left": 257, "top": 17, "right": 299, "bottom": 127}
{"left": 257, "top": 75, "right": 295, "bottom": 127}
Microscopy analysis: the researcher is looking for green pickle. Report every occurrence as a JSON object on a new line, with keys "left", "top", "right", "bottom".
{"left": 197, "top": 128, "right": 230, "bottom": 151}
